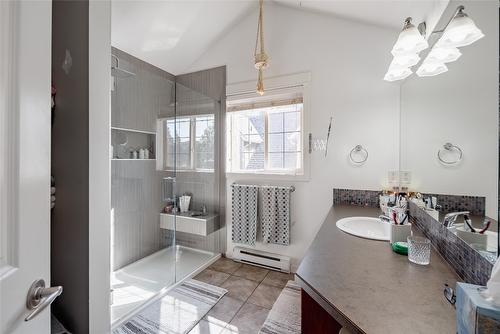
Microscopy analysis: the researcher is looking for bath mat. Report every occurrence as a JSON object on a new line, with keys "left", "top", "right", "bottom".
{"left": 113, "top": 279, "right": 227, "bottom": 334}
{"left": 259, "top": 280, "right": 301, "bottom": 334}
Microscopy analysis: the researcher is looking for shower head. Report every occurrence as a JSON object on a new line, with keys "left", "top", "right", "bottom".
{"left": 111, "top": 54, "right": 136, "bottom": 78}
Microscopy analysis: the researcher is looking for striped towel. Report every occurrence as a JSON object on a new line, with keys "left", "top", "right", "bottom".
{"left": 259, "top": 280, "right": 301, "bottom": 334}
{"left": 231, "top": 184, "right": 259, "bottom": 246}
{"left": 260, "top": 186, "right": 291, "bottom": 245}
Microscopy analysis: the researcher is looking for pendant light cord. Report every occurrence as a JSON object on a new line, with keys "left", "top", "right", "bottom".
{"left": 254, "top": 0, "right": 265, "bottom": 57}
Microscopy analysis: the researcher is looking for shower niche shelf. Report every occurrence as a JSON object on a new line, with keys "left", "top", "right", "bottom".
{"left": 111, "top": 127, "right": 156, "bottom": 160}
{"left": 160, "top": 212, "right": 218, "bottom": 236}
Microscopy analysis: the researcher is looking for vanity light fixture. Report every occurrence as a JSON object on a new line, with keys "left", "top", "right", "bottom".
{"left": 435, "top": 6, "right": 484, "bottom": 48}
{"left": 385, "top": 5, "right": 484, "bottom": 81}
{"left": 416, "top": 5, "right": 483, "bottom": 77}
{"left": 391, "top": 17, "right": 429, "bottom": 56}
{"left": 384, "top": 17, "right": 427, "bottom": 81}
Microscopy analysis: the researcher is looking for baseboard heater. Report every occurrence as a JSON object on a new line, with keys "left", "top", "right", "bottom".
{"left": 233, "top": 246, "right": 291, "bottom": 273}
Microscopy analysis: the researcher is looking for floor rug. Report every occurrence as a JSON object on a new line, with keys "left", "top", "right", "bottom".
{"left": 113, "top": 279, "right": 227, "bottom": 334}
{"left": 259, "top": 280, "right": 301, "bottom": 334}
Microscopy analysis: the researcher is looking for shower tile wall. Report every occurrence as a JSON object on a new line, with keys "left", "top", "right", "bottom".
{"left": 111, "top": 48, "right": 175, "bottom": 270}
{"left": 112, "top": 161, "right": 163, "bottom": 269}
{"left": 111, "top": 47, "right": 175, "bottom": 132}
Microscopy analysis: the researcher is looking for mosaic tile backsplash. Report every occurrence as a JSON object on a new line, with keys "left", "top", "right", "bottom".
{"left": 409, "top": 201, "right": 494, "bottom": 286}
{"left": 332, "top": 189, "right": 380, "bottom": 208}
{"left": 332, "top": 188, "right": 486, "bottom": 217}
{"left": 422, "top": 193, "right": 486, "bottom": 216}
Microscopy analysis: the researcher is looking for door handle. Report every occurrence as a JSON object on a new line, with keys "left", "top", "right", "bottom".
{"left": 25, "top": 279, "right": 63, "bottom": 321}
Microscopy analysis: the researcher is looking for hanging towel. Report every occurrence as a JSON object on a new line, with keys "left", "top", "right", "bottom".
{"left": 260, "top": 186, "right": 291, "bottom": 245}
{"left": 231, "top": 184, "right": 259, "bottom": 246}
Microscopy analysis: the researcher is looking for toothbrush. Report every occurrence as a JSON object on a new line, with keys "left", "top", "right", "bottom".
{"left": 463, "top": 215, "right": 476, "bottom": 233}
{"left": 392, "top": 211, "right": 398, "bottom": 225}
{"left": 400, "top": 213, "right": 408, "bottom": 225}
{"left": 479, "top": 220, "right": 491, "bottom": 234}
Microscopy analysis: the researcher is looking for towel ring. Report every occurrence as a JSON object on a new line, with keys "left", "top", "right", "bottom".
{"left": 438, "top": 142, "right": 463, "bottom": 165}
{"left": 349, "top": 145, "right": 368, "bottom": 164}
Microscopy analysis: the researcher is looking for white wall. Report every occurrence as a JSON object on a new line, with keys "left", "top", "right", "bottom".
{"left": 187, "top": 2, "right": 400, "bottom": 270}
{"left": 401, "top": 0, "right": 498, "bottom": 217}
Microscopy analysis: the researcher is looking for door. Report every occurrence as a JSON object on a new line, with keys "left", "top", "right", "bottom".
{"left": 0, "top": 1, "right": 55, "bottom": 333}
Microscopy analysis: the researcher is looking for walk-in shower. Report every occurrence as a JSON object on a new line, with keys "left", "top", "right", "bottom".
{"left": 109, "top": 47, "right": 226, "bottom": 324}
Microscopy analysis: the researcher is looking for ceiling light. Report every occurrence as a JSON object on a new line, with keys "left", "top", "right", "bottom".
{"left": 426, "top": 47, "right": 461, "bottom": 63}
{"left": 391, "top": 17, "right": 429, "bottom": 56}
{"left": 384, "top": 67, "right": 412, "bottom": 82}
{"left": 391, "top": 54, "right": 421, "bottom": 68}
{"left": 416, "top": 62, "right": 448, "bottom": 77}
{"left": 436, "top": 7, "right": 484, "bottom": 48}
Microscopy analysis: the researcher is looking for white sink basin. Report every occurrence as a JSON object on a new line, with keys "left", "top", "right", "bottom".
{"left": 336, "top": 217, "right": 390, "bottom": 241}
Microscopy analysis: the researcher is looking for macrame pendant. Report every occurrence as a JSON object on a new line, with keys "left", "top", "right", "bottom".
{"left": 254, "top": 0, "right": 268, "bottom": 95}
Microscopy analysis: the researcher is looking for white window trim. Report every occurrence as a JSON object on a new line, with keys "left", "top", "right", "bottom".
{"left": 226, "top": 72, "right": 311, "bottom": 181}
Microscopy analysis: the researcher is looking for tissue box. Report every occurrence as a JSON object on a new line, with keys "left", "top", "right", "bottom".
{"left": 456, "top": 283, "right": 500, "bottom": 334}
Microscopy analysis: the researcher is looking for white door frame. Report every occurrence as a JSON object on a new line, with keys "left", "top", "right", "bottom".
{"left": 89, "top": 1, "right": 112, "bottom": 333}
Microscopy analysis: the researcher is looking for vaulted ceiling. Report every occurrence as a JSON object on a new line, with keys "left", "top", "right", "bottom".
{"left": 111, "top": 0, "right": 448, "bottom": 74}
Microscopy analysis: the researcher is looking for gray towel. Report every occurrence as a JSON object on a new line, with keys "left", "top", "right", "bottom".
{"left": 231, "top": 185, "right": 258, "bottom": 245}
{"left": 260, "top": 186, "right": 291, "bottom": 245}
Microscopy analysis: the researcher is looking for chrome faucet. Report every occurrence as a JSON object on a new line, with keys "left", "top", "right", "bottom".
{"left": 379, "top": 215, "right": 391, "bottom": 223}
{"left": 443, "top": 211, "right": 470, "bottom": 228}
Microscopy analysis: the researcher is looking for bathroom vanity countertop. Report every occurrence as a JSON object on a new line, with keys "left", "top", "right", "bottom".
{"left": 296, "top": 205, "right": 459, "bottom": 334}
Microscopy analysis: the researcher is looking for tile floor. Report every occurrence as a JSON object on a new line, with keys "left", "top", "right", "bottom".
{"left": 189, "top": 257, "right": 294, "bottom": 334}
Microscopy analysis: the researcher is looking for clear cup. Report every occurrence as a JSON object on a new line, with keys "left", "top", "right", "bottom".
{"left": 407, "top": 236, "right": 431, "bottom": 265}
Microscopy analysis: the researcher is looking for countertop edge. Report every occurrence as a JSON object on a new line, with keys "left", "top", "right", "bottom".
{"left": 295, "top": 274, "right": 365, "bottom": 334}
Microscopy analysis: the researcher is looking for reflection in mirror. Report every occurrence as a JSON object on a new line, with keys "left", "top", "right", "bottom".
{"left": 400, "top": 0, "right": 498, "bottom": 262}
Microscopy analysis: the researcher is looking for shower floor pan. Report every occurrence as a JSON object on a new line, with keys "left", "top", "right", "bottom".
{"left": 110, "top": 245, "right": 217, "bottom": 324}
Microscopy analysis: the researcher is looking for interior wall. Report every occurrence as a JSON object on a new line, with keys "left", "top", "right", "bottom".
{"left": 187, "top": 2, "right": 400, "bottom": 270}
{"left": 51, "top": 0, "right": 90, "bottom": 332}
{"left": 401, "top": 0, "right": 499, "bottom": 218}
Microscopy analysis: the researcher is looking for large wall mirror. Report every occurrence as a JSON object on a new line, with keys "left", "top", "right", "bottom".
{"left": 400, "top": 0, "right": 498, "bottom": 262}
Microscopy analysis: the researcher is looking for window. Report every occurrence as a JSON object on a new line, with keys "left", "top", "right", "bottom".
{"left": 227, "top": 95, "right": 303, "bottom": 175}
{"left": 160, "top": 114, "right": 215, "bottom": 171}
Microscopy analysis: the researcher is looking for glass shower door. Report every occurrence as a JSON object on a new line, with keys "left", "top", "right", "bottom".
{"left": 172, "top": 80, "right": 221, "bottom": 282}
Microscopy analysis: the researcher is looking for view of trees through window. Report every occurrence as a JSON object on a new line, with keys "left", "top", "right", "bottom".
{"left": 164, "top": 114, "right": 215, "bottom": 170}
{"left": 228, "top": 102, "right": 303, "bottom": 174}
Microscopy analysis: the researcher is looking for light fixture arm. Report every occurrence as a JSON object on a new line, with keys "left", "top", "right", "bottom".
{"left": 429, "top": 5, "right": 465, "bottom": 35}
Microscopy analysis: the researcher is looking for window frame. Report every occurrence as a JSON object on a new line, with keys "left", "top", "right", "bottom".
{"left": 227, "top": 103, "right": 304, "bottom": 175}
{"left": 159, "top": 113, "right": 215, "bottom": 173}
{"left": 225, "top": 73, "right": 311, "bottom": 181}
